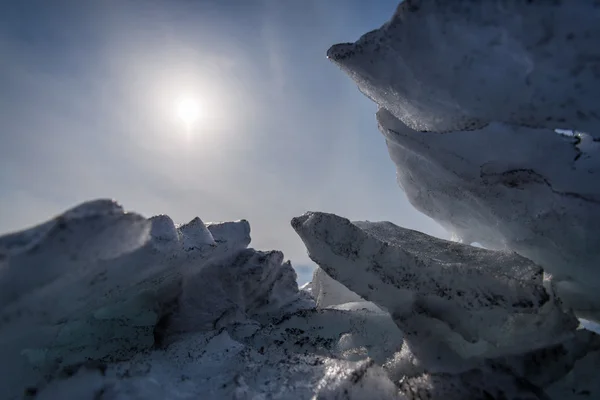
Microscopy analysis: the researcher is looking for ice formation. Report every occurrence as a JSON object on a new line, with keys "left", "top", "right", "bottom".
{"left": 0, "top": 200, "right": 410, "bottom": 399}
{"left": 293, "top": 212, "right": 600, "bottom": 397}
{"left": 293, "top": 213, "right": 576, "bottom": 366}
{"left": 327, "top": 0, "right": 600, "bottom": 321}
{"left": 2, "top": 1, "right": 600, "bottom": 399}
{"left": 327, "top": 0, "right": 600, "bottom": 136}
{"left": 2, "top": 200, "right": 597, "bottom": 399}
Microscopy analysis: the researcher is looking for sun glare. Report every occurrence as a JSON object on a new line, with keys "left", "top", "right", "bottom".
{"left": 176, "top": 97, "right": 201, "bottom": 127}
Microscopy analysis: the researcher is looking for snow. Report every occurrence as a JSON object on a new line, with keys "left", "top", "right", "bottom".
{"left": 328, "top": 0, "right": 600, "bottom": 322}
{"left": 293, "top": 211, "right": 600, "bottom": 398}
{"left": 309, "top": 266, "right": 365, "bottom": 308}
{"left": 4, "top": 199, "right": 594, "bottom": 399}
{"left": 327, "top": 0, "right": 600, "bottom": 136}
{"left": 375, "top": 109, "right": 600, "bottom": 320}
{"left": 0, "top": 200, "right": 406, "bottom": 399}
{"left": 293, "top": 213, "right": 582, "bottom": 368}
{"left": 546, "top": 347, "right": 600, "bottom": 399}
{"left": 2, "top": 1, "right": 600, "bottom": 398}
{"left": 0, "top": 201, "right": 598, "bottom": 399}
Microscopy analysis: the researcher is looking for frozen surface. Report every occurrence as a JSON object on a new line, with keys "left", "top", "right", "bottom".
{"left": 3, "top": 200, "right": 595, "bottom": 399}
{"left": 310, "top": 266, "right": 365, "bottom": 308}
{"left": 328, "top": 0, "right": 600, "bottom": 321}
{"left": 377, "top": 109, "right": 600, "bottom": 320}
{"left": 3, "top": 1, "right": 600, "bottom": 398}
{"left": 0, "top": 200, "right": 410, "bottom": 400}
{"left": 292, "top": 211, "right": 600, "bottom": 397}
{"left": 292, "top": 212, "right": 580, "bottom": 368}
{"left": 1, "top": 201, "right": 599, "bottom": 399}
{"left": 327, "top": 0, "right": 600, "bottom": 135}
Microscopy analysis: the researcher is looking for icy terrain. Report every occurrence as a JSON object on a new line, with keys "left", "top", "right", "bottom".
{"left": 327, "top": 0, "right": 600, "bottom": 322}
{"left": 2, "top": 1, "right": 600, "bottom": 399}
{"left": 0, "top": 201, "right": 598, "bottom": 399}
{"left": 0, "top": 200, "right": 407, "bottom": 399}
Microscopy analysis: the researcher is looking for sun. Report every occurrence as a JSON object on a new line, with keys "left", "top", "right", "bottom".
{"left": 176, "top": 97, "right": 201, "bottom": 127}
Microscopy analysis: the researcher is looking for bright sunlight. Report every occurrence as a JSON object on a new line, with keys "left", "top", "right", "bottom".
{"left": 176, "top": 97, "right": 201, "bottom": 127}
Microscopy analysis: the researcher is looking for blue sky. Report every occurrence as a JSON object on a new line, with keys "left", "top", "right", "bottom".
{"left": 0, "top": 0, "right": 446, "bottom": 284}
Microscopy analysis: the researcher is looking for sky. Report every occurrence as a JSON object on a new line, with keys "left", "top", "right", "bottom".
{"left": 0, "top": 0, "right": 447, "bottom": 284}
